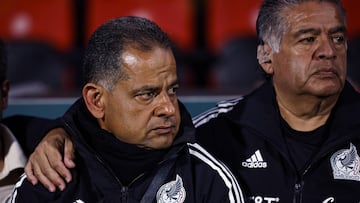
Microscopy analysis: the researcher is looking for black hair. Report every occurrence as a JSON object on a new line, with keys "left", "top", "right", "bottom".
{"left": 83, "top": 16, "right": 172, "bottom": 90}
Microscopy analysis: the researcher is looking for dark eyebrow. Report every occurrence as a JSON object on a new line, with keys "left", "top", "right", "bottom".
{"left": 131, "top": 79, "right": 179, "bottom": 95}
{"left": 328, "top": 26, "right": 346, "bottom": 35}
{"left": 293, "top": 28, "right": 321, "bottom": 39}
{"left": 170, "top": 79, "right": 180, "bottom": 88}
{"left": 293, "top": 25, "right": 347, "bottom": 39}
{"left": 132, "top": 85, "right": 159, "bottom": 95}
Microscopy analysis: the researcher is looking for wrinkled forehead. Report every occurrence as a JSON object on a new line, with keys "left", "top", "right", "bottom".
{"left": 120, "top": 46, "right": 176, "bottom": 80}
{"left": 283, "top": 1, "right": 346, "bottom": 28}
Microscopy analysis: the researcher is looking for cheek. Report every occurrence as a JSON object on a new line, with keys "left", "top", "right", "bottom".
{"left": 340, "top": 54, "right": 347, "bottom": 75}
{"left": 107, "top": 108, "right": 149, "bottom": 143}
{"left": 104, "top": 99, "right": 133, "bottom": 127}
{"left": 272, "top": 58, "right": 306, "bottom": 89}
{"left": 288, "top": 60, "right": 306, "bottom": 76}
{"left": 175, "top": 112, "right": 181, "bottom": 131}
{"left": 277, "top": 53, "right": 308, "bottom": 76}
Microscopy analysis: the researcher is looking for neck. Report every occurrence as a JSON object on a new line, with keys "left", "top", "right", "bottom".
{"left": 276, "top": 93, "right": 338, "bottom": 131}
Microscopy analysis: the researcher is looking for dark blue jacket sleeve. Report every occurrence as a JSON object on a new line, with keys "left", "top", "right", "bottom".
{"left": 3, "top": 115, "right": 62, "bottom": 157}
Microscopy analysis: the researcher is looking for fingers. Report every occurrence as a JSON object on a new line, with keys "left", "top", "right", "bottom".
{"left": 24, "top": 127, "right": 75, "bottom": 192}
{"left": 24, "top": 161, "right": 38, "bottom": 185}
{"left": 64, "top": 137, "right": 76, "bottom": 169}
{"left": 56, "top": 128, "right": 75, "bottom": 183}
{"left": 25, "top": 150, "right": 64, "bottom": 192}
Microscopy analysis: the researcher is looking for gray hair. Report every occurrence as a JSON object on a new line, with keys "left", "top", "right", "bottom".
{"left": 83, "top": 16, "right": 172, "bottom": 91}
{"left": 256, "top": 0, "right": 347, "bottom": 52}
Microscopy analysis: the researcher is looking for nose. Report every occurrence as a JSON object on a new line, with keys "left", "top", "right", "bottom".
{"left": 316, "top": 37, "right": 336, "bottom": 60}
{"left": 154, "top": 93, "right": 177, "bottom": 117}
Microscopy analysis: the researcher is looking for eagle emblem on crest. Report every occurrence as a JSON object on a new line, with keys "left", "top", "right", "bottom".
{"left": 156, "top": 174, "right": 186, "bottom": 203}
{"left": 330, "top": 143, "right": 360, "bottom": 181}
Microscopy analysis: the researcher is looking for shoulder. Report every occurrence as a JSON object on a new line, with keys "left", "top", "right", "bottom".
{"left": 7, "top": 174, "right": 59, "bottom": 202}
{"left": 8, "top": 168, "right": 87, "bottom": 202}
{"left": 186, "top": 143, "right": 246, "bottom": 203}
{"left": 192, "top": 97, "right": 243, "bottom": 128}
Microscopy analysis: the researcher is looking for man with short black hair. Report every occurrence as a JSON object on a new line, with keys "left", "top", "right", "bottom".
{"left": 8, "top": 16, "right": 244, "bottom": 203}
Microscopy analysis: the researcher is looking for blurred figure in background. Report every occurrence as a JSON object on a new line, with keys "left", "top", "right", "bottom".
{"left": 0, "top": 38, "right": 59, "bottom": 203}
{"left": 0, "top": 38, "right": 27, "bottom": 202}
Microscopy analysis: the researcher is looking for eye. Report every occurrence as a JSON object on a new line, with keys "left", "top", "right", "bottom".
{"left": 168, "top": 85, "right": 179, "bottom": 95}
{"left": 136, "top": 91, "right": 157, "bottom": 101}
{"left": 332, "top": 34, "right": 345, "bottom": 44}
{"left": 299, "top": 37, "right": 316, "bottom": 44}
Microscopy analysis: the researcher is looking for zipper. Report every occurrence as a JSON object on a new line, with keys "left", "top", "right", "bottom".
{"left": 293, "top": 180, "right": 303, "bottom": 203}
{"left": 121, "top": 186, "right": 128, "bottom": 202}
{"left": 292, "top": 162, "right": 312, "bottom": 203}
{"left": 291, "top": 139, "right": 354, "bottom": 203}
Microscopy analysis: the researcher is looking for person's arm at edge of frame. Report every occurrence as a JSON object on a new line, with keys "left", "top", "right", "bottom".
{"left": 3, "top": 115, "right": 76, "bottom": 192}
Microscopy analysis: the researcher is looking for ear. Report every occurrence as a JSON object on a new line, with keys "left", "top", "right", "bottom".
{"left": 0, "top": 80, "right": 10, "bottom": 111}
{"left": 82, "top": 83, "right": 105, "bottom": 119}
{"left": 257, "top": 44, "right": 274, "bottom": 75}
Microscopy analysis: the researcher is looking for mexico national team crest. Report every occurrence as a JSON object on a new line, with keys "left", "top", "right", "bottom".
{"left": 156, "top": 174, "right": 186, "bottom": 203}
{"left": 330, "top": 143, "right": 360, "bottom": 181}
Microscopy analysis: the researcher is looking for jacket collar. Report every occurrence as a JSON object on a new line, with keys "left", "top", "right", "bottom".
{"left": 323, "top": 81, "right": 360, "bottom": 145}
{"left": 226, "top": 81, "right": 286, "bottom": 151}
{"left": 63, "top": 98, "right": 196, "bottom": 152}
{"left": 225, "top": 80, "right": 360, "bottom": 155}
{"left": 173, "top": 101, "right": 196, "bottom": 145}
{"left": 62, "top": 98, "right": 196, "bottom": 185}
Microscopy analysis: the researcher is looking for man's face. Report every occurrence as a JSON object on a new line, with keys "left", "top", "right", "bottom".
{"left": 270, "top": 2, "right": 347, "bottom": 98}
{"left": 100, "top": 46, "right": 180, "bottom": 150}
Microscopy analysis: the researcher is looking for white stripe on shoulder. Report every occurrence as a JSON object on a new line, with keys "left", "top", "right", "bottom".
{"left": 192, "top": 97, "right": 243, "bottom": 127}
{"left": 8, "top": 173, "right": 27, "bottom": 203}
{"left": 187, "top": 143, "right": 245, "bottom": 203}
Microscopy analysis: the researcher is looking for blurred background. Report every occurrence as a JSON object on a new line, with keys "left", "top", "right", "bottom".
{"left": 1, "top": 0, "right": 360, "bottom": 99}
